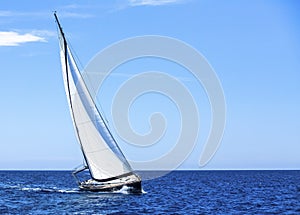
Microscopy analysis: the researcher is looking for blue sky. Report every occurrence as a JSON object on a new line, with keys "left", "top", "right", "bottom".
{"left": 0, "top": 0, "right": 299, "bottom": 170}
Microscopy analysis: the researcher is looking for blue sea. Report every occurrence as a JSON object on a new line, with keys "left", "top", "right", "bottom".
{"left": 0, "top": 170, "right": 300, "bottom": 214}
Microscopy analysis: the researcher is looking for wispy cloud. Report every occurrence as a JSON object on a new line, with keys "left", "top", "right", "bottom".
{"left": 0, "top": 10, "right": 47, "bottom": 18}
{"left": 0, "top": 31, "right": 46, "bottom": 46}
{"left": 60, "top": 3, "right": 96, "bottom": 10}
{"left": 128, "top": 0, "right": 186, "bottom": 6}
{"left": 0, "top": 10, "right": 13, "bottom": 17}
{"left": 111, "top": 0, "right": 188, "bottom": 12}
{"left": 30, "top": 30, "right": 56, "bottom": 38}
{"left": 59, "top": 11, "right": 94, "bottom": 19}
{"left": 0, "top": 9, "right": 93, "bottom": 19}
{"left": 58, "top": 3, "right": 99, "bottom": 18}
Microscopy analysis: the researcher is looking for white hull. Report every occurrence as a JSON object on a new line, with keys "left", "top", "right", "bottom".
{"left": 79, "top": 174, "right": 142, "bottom": 193}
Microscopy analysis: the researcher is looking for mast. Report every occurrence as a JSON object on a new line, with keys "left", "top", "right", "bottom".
{"left": 54, "top": 13, "right": 71, "bottom": 111}
{"left": 54, "top": 12, "right": 90, "bottom": 173}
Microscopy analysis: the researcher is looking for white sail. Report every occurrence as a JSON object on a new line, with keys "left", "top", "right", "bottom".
{"left": 56, "top": 19, "right": 134, "bottom": 181}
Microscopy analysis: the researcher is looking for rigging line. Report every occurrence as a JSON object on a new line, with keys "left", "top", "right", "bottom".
{"left": 85, "top": 144, "right": 124, "bottom": 153}
{"left": 68, "top": 41, "right": 85, "bottom": 73}
{"left": 83, "top": 72, "right": 110, "bottom": 128}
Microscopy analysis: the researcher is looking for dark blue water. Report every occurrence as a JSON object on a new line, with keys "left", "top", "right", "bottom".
{"left": 0, "top": 170, "right": 300, "bottom": 214}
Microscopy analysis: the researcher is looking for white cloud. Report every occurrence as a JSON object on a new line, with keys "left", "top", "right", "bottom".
{"left": 0, "top": 31, "right": 46, "bottom": 46}
{"left": 129, "top": 0, "right": 185, "bottom": 6}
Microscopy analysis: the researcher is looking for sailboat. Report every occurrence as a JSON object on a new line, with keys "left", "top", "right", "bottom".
{"left": 54, "top": 13, "right": 142, "bottom": 193}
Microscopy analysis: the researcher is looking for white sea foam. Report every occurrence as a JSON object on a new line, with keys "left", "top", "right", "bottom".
{"left": 7, "top": 183, "right": 141, "bottom": 195}
{"left": 114, "top": 185, "right": 131, "bottom": 194}
{"left": 112, "top": 185, "right": 147, "bottom": 195}
{"left": 21, "top": 187, "right": 42, "bottom": 192}
{"left": 20, "top": 186, "right": 79, "bottom": 194}
{"left": 57, "top": 189, "right": 79, "bottom": 193}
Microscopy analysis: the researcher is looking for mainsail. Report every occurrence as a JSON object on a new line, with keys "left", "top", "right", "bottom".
{"left": 54, "top": 13, "right": 136, "bottom": 182}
